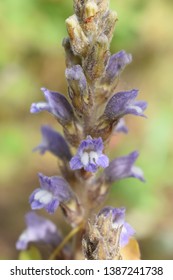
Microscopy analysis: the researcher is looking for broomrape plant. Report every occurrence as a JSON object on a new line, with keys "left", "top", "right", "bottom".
{"left": 16, "top": 0, "right": 147, "bottom": 260}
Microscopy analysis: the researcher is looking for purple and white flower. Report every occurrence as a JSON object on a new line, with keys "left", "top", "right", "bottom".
{"left": 104, "top": 89, "right": 147, "bottom": 120}
{"left": 29, "top": 173, "right": 74, "bottom": 214}
{"left": 16, "top": 212, "right": 61, "bottom": 250}
{"left": 69, "top": 136, "right": 109, "bottom": 172}
{"left": 30, "top": 87, "right": 74, "bottom": 125}
{"left": 33, "top": 125, "right": 72, "bottom": 160}
{"left": 98, "top": 207, "right": 135, "bottom": 247}
{"left": 104, "top": 151, "right": 145, "bottom": 182}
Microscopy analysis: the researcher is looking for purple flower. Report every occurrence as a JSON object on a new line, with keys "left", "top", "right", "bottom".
{"left": 69, "top": 136, "right": 109, "bottom": 172}
{"left": 29, "top": 173, "right": 74, "bottom": 214}
{"left": 30, "top": 87, "right": 74, "bottom": 125}
{"left": 33, "top": 125, "right": 72, "bottom": 160}
{"left": 98, "top": 207, "right": 135, "bottom": 247}
{"left": 104, "top": 89, "right": 147, "bottom": 120}
{"left": 103, "top": 50, "right": 132, "bottom": 83}
{"left": 16, "top": 212, "right": 61, "bottom": 250}
{"left": 104, "top": 151, "right": 145, "bottom": 182}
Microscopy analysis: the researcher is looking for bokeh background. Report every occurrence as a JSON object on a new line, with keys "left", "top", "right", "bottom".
{"left": 0, "top": 0, "right": 173, "bottom": 259}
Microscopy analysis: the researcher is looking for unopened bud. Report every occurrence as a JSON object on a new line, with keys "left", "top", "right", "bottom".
{"left": 66, "top": 15, "right": 89, "bottom": 56}
{"left": 84, "top": 1, "right": 98, "bottom": 19}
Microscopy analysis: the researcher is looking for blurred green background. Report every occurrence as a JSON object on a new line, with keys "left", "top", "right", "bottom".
{"left": 0, "top": 0, "right": 173, "bottom": 259}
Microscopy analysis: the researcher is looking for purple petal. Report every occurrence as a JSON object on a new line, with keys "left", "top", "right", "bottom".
{"left": 85, "top": 163, "right": 97, "bottom": 173}
{"left": 134, "top": 100, "right": 148, "bottom": 111}
{"left": 49, "top": 176, "right": 73, "bottom": 201}
{"left": 29, "top": 188, "right": 41, "bottom": 205}
{"left": 120, "top": 222, "right": 135, "bottom": 247}
{"left": 93, "top": 137, "right": 104, "bottom": 153}
{"left": 125, "top": 100, "right": 148, "bottom": 117}
{"left": 77, "top": 136, "right": 94, "bottom": 154}
{"left": 97, "top": 154, "right": 109, "bottom": 168}
{"left": 69, "top": 155, "right": 83, "bottom": 170}
{"left": 45, "top": 199, "right": 59, "bottom": 214}
{"left": 38, "top": 173, "right": 51, "bottom": 191}
{"left": 30, "top": 200, "right": 44, "bottom": 210}
{"left": 30, "top": 102, "right": 51, "bottom": 114}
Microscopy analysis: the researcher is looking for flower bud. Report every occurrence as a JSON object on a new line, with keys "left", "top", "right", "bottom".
{"left": 65, "top": 65, "right": 89, "bottom": 117}
{"left": 84, "top": 1, "right": 98, "bottom": 19}
{"left": 66, "top": 15, "right": 89, "bottom": 56}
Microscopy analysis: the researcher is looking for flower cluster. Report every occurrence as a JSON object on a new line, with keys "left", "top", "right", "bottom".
{"left": 17, "top": 0, "right": 147, "bottom": 260}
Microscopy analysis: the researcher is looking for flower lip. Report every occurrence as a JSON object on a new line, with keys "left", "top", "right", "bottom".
{"left": 69, "top": 135, "right": 109, "bottom": 173}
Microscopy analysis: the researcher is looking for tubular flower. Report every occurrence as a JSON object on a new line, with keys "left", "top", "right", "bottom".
{"left": 16, "top": 212, "right": 61, "bottom": 250}
{"left": 30, "top": 87, "right": 74, "bottom": 125}
{"left": 104, "top": 89, "right": 147, "bottom": 120}
{"left": 104, "top": 151, "right": 145, "bottom": 183}
{"left": 29, "top": 173, "right": 74, "bottom": 214}
{"left": 69, "top": 136, "right": 109, "bottom": 172}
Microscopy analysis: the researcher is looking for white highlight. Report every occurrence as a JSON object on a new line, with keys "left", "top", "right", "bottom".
{"left": 129, "top": 105, "right": 143, "bottom": 114}
{"left": 131, "top": 166, "right": 144, "bottom": 178}
{"left": 89, "top": 151, "right": 98, "bottom": 164}
{"left": 80, "top": 152, "right": 89, "bottom": 166}
{"left": 80, "top": 151, "right": 99, "bottom": 166}
{"left": 34, "top": 189, "right": 53, "bottom": 204}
